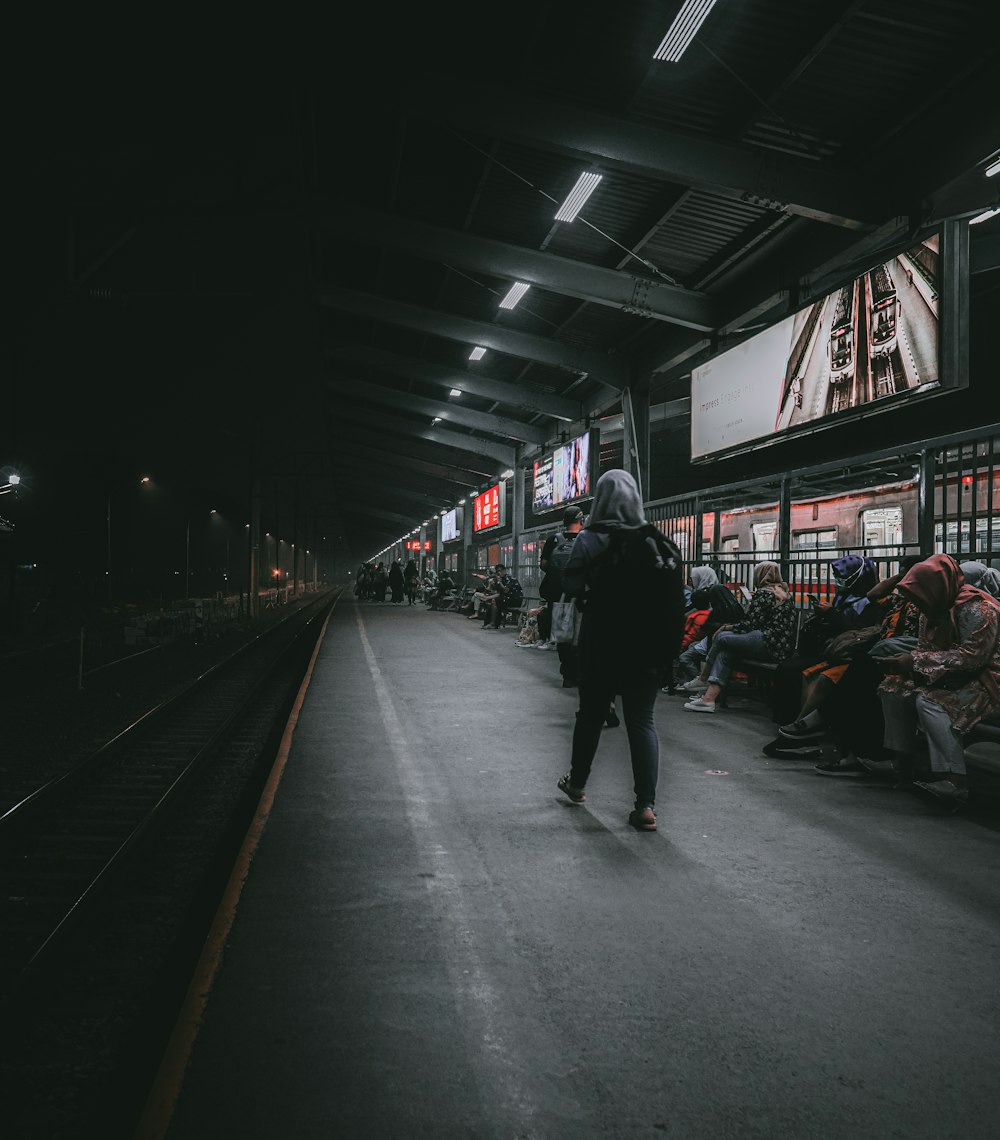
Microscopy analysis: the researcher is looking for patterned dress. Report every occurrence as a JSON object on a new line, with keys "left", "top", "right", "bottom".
{"left": 879, "top": 591, "right": 1000, "bottom": 733}
{"left": 730, "top": 588, "right": 797, "bottom": 662}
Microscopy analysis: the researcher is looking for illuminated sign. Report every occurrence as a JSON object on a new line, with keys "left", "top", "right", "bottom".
{"left": 473, "top": 484, "right": 505, "bottom": 533}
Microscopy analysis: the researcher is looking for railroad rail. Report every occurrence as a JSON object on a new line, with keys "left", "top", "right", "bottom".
{"left": 0, "top": 590, "right": 338, "bottom": 1011}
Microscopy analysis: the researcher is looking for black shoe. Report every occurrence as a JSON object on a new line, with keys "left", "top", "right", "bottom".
{"left": 814, "top": 759, "right": 863, "bottom": 777}
{"left": 605, "top": 710, "right": 620, "bottom": 728}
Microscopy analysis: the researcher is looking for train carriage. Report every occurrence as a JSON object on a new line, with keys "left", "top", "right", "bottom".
{"left": 868, "top": 264, "right": 898, "bottom": 356}
{"left": 828, "top": 281, "right": 856, "bottom": 385}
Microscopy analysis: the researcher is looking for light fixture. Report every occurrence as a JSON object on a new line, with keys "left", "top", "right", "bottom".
{"left": 448, "top": 388, "right": 463, "bottom": 398}
{"left": 468, "top": 347, "right": 486, "bottom": 361}
{"left": 970, "top": 206, "right": 1000, "bottom": 224}
{"left": 431, "top": 416, "right": 442, "bottom": 425}
{"left": 498, "top": 282, "right": 530, "bottom": 310}
{"left": 501, "top": 469, "right": 515, "bottom": 480}
{"left": 554, "top": 172, "right": 603, "bottom": 222}
{"left": 458, "top": 498, "right": 466, "bottom": 505}
{"left": 986, "top": 156, "right": 1000, "bottom": 178}
{"left": 653, "top": 0, "right": 718, "bottom": 62}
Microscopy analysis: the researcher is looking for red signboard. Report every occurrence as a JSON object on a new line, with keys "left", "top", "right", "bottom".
{"left": 473, "top": 484, "right": 503, "bottom": 532}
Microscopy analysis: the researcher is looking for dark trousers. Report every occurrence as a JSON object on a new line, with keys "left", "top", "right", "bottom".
{"left": 557, "top": 642, "right": 579, "bottom": 684}
{"left": 538, "top": 604, "right": 552, "bottom": 641}
{"left": 569, "top": 675, "right": 660, "bottom": 809}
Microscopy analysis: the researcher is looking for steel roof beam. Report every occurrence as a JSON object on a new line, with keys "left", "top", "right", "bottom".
{"left": 327, "top": 440, "right": 481, "bottom": 490}
{"left": 319, "top": 201, "right": 716, "bottom": 332}
{"left": 410, "top": 82, "right": 880, "bottom": 230}
{"left": 327, "top": 376, "right": 549, "bottom": 446}
{"left": 330, "top": 404, "right": 517, "bottom": 470}
{"left": 327, "top": 343, "right": 581, "bottom": 422}
{"left": 331, "top": 476, "right": 455, "bottom": 514}
{"left": 324, "top": 423, "right": 498, "bottom": 480}
{"left": 318, "top": 286, "right": 629, "bottom": 391}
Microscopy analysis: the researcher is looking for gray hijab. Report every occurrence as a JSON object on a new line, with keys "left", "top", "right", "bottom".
{"left": 960, "top": 560, "right": 1000, "bottom": 597}
{"left": 586, "top": 469, "right": 646, "bottom": 531}
{"left": 690, "top": 566, "right": 719, "bottom": 590}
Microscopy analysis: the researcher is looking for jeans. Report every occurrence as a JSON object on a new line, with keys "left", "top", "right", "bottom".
{"left": 676, "top": 637, "right": 708, "bottom": 681}
{"left": 569, "top": 675, "right": 659, "bottom": 809}
{"left": 705, "top": 630, "right": 771, "bottom": 687}
{"left": 881, "top": 690, "right": 966, "bottom": 775}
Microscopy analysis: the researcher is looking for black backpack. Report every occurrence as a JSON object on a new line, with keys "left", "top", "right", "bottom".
{"left": 586, "top": 525, "right": 686, "bottom": 669}
{"left": 539, "top": 532, "right": 577, "bottom": 601}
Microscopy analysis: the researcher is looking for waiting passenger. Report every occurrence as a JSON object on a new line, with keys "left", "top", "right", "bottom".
{"left": 878, "top": 553, "right": 1000, "bottom": 804}
{"left": 403, "top": 559, "right": 420, "bottom": 605}
{"left": 482, "top": 565, "right": 523, "bottom": 630}
{"left": 960, "top": 560, "right": 1000, "bottom": 598}
{"left": 372, "top": 562, "right": 388, "bottom": 602}
{"left": 683, "top": 560, "right": 795, "bottom": 714}
{"left": 556, "top": 469, "right": 685, "bottom": 832}
{"left": 771, "top": 555, "right": 882, "bottom": 744}
{"left": 675, "top": 566, "right": 745, "bottom": 686}
{"left": 663, "top": 588, "right": 711, "bottom": 694}
{"left": 388, "top": 560, "right": 405, "bottom": 604}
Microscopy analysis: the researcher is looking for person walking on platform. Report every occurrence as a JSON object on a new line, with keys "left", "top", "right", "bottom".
{"left": 538, "top": 505, "right": 585, "bottom": 680}
{"left": 403, "top": 558, "right": 420, "bottom": 605}
{"left": 388, "top": 560, "right": 405, "bottom": 604}
{"left": 556, "top": 470, "right": 685, "bottom": 832}
{"left": 373, "top": 562, "right": 388, "bottom": 602}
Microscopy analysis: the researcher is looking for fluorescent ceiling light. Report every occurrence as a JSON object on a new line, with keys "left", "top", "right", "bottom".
{"left": 469, "top": 346, "right": 486, "bottom": 361}
{"left": 431, "top": 416, "right": 442, "bottom": 425}
{"left": 448, "top": 388, "right": 463, "bottom": 397}
{"left": 653, "top": 0, "right": 718, "bottom": 62}
{"left": 554, "top": 172, "right": 603, "bottom": 222}
{"left": 499, "top": 282, "right": 530, "bottom": 310}
{"left": 986, "top": 156, "right": 1000, "bottom": 178}
{"left": 500, "top": 469, "right": 515, "bottom": 480}
{"left": 970, "top": 206, "right": 1000, "bottom": 224}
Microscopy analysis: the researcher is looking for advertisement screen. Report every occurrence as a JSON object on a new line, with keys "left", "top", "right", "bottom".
{"left": 440, "top": 509, "right": 459, "bottom": 543}
{"left": 532, "top": 455, "right": 555, "bottom": 512}
{"left": 533, "top": 430, "right": 593, "bottom": 512}
{"left": 691, "top": 236, "right": 941, "bottom": 460}
{"left": 473, "top": 484, "right": 504, "bottom": 533}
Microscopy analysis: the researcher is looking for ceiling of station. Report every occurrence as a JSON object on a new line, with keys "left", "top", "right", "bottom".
{"left": 9, "top": 2, "right": 999, "bottom": 560}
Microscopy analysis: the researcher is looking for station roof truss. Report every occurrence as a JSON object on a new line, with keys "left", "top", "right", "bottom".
{"left": 18, "top": 2, "right": 999, "bottom": 559}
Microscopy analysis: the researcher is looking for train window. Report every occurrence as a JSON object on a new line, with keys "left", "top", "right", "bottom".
{"left": 751, "top": 522, "right": 777, "bottom": 553}
{"left": 721, "top": 536, "right": 739, "bottom": 553}
{"left": 792, "top": 529, "right": 837, "bottom": 553}
{"left": 935, "top": 519, "right": 1000, "bottom": 556}
{"left": 862, "top": 507, "right": 903, "bottom": 550}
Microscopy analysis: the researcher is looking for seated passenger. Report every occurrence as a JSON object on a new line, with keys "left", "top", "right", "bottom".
{"left": 428, "top": 569, "right": 456, "bottom": 610}
{"left": 675, "top": 566, "right": 746, "bottom": 687}
{"left": 663, "top": 588, "right": 711, "bottom": 694}
{"left": 878, "top": 553, "right": 1000, "bottom": 804}
{"left": 683, "top": 560, "right": 795, "bottom": 714}
{"left": 960, "top": 560, "right": 1000, "bottom": 598}
{"left": 771, "top": 555, "right": 882, "bottom": 743}
{"left": 482, "top": 565, "right": 523, "bottom": 629}
{"left": 758, "top": 554, "right": 925, "bottom": 768}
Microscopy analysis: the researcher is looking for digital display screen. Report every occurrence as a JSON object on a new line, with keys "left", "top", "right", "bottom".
{"left": 440, "top": 509, "right": 459, "bottom": 543}
{"left": 473, "top": 484, "right": 504, "bottom": 532}
{"left": 691, "top": 236, "right": 941, "bottom": 460}
{"left": 532, "top": 431, "right": 593, "bottom": 513}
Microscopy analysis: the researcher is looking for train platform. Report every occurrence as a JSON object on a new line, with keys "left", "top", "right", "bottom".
{"left": 144, "top": 597, "right": 1000, "bottom": 1140}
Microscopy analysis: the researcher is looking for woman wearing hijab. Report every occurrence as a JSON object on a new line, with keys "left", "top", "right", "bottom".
{"left": 684, "top": 560, "right": 796, "bottom": 713}
{"left": 675, "top": 565, "right": 746, "bottom": 685}
{"left": 556, "top": 470, "right": 685, "bottom": 832}
{"left": 773, "top": 555, "right": 882, "bottom": 745}
{"left": 878, "top": 553, "right": 1000, "bottom": 804}
{"left": 388, "top": 560, "right": 405, "bottom": 604}
{"left": 960, "top": 561, "right": 1000, "bottom": 598}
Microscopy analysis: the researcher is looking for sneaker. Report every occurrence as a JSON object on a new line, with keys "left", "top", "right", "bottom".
{"left": 538, "top": 641, "right": 558, "bottom": 651}
{"left": 557, "top": 774, "right": 586, "bottom": 803}
{"left": 628, "top": 806, "right": 657, "bottom": 831}
{"left": 605, "top": 709, "right": 620, "bottom": 728}
{"left": 679, "top": 678, "right": 707, "bottom": 693}
{"left": 814, "top": 759, "right": 863, "bottom": 776}
{"left": 778, "top": 719, "right": 827, "bottom": 741}
{"left": 914, "top": 778, "right": 968, "bottom": 805}
{"left": 533, "top": 639, "right": 550, "bottom": 649}
{"left": 683, "top": 697, "right": 716, "bottom": 713}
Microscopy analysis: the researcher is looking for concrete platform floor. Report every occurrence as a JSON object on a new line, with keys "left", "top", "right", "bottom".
{"left": 159, "top": 598, "right": 1000, "bottom": 1139}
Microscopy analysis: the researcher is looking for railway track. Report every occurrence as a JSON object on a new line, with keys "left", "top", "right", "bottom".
{"left": 0, "top": 590, "right": 337, "bottom": 1011}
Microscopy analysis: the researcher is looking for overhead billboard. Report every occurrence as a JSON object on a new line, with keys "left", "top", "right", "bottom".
{"left": 691, "top": 233, "right": 960, "bottom": 461}
{"left": 472, "top": 483, "right": 505, "bottom": 533}
{"left": 532, "top": 429, "right": 596, "bottom": 514}
{"left": 440, "top": 507, "right": 462, "bottom": 543}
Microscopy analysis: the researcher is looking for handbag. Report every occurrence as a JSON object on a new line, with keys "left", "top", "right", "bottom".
{"left": 825, "top": 626, "right": 881, "bottom": 664}
{"left": 551, "top": 596, "right": 580, "bottom": 644}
